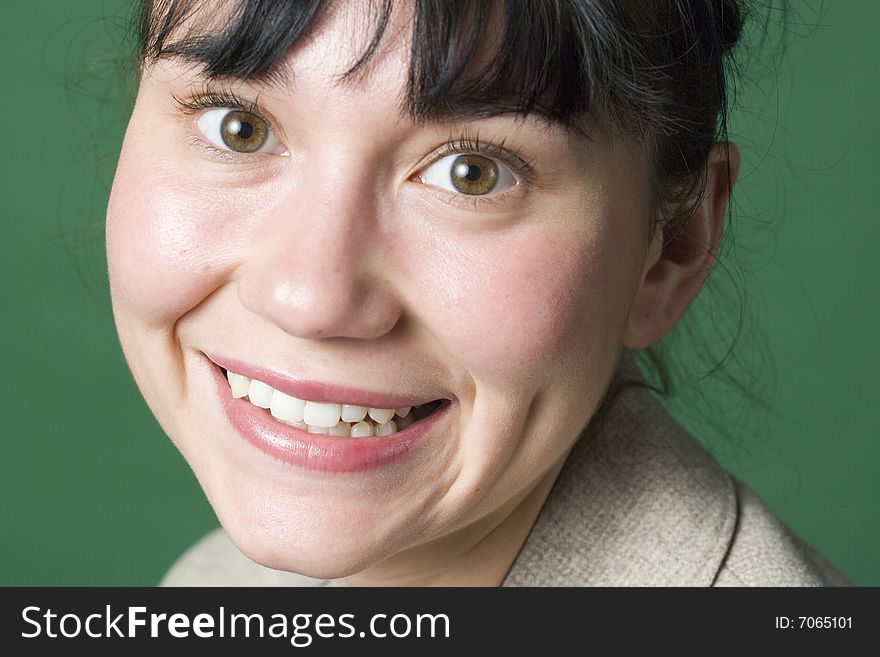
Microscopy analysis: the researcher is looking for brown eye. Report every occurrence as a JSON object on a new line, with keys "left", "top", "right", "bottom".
{"left": 196, "top": 108, "right": 282, "bottom": 154}
{"left": 449, "top": 155, "right": 498, "bottom": 195}
{"left": 419, "top": 153, "right": 515, "bottom": 196}
{"left": 220, "top": 110, "right": 269, "bottom": 152}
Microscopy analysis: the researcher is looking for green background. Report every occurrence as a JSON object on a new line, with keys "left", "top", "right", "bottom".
{"left": 1, "top": 1, "right": 877, "bottom": 585}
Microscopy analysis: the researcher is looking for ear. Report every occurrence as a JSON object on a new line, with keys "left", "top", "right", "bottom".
{"left": 622, "top": 142, "right": 740, "bottom": 349}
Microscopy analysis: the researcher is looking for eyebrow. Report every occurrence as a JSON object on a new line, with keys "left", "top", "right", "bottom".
{"left": 160, "top": 54, "right": 296, "bottom": 94}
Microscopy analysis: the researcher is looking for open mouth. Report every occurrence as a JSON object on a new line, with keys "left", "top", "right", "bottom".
{"left": 220, "top": 366, "right": 444, "bottom": 438}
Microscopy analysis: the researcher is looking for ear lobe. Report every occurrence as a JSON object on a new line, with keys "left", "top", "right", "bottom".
{"left": 622, "top": 142, "right": 740, "bottom": 349}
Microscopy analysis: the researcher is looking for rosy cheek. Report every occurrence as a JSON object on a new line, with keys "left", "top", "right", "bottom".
{"left": 410, "top": 226, "right": 625, "bottom": 383}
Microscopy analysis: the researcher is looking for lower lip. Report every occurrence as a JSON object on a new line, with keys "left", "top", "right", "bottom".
{"left": 209, "top": 360, "right": 448, "bottom": 473}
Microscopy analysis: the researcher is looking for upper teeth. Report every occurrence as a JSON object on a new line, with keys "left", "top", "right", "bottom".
{"left": 226, "top": 370, "right": 414, "bottom": 437}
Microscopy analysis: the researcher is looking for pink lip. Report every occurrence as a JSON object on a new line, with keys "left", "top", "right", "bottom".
{"left": 206, "top": 355, "right": 450, "bottom": 473}
{"left": 207, "top": 353, "right": 443, "bottom": 409}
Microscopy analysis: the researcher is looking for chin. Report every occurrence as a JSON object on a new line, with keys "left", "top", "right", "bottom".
{"left": 203, "top": 481, "right": 408, "bottom": 580}
{"left": 226, "top": 518, "right": 395, "bottom": 580}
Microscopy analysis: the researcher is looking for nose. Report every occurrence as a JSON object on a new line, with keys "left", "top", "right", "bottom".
{"left": 237, "top": 171, "right": 403, "bottom": 341}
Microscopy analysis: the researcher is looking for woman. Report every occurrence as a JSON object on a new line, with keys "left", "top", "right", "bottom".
{"left": 107, "top": 0, "right": 847, "bottom": 586}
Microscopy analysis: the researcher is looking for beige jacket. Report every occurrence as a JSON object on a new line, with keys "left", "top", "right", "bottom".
{"left": 162, "top": 353, "right": 848, "bottom": 587}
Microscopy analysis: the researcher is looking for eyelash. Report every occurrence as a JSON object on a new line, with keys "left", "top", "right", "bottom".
{"left": 174, "top": 88, "right": 260, "bottom": 115}
{"left": 173, "top": 89, "right": 536, "bottom": 194}
{"left": 430, "top": 131, "right": 536, "bottom": 184}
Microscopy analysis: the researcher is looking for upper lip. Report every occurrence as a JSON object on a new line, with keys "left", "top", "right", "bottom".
{"left": 206, "top": 352, "right": 447, "bottom": 409}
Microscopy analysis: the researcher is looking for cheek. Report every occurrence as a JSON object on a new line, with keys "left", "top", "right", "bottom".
{"left": 106, "top": 138, "right": 243, "bottom": 327}
{"left": 405, "top": 221, "right": 636, "bottom": 384}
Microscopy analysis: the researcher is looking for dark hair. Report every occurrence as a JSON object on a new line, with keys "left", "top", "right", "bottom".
{"left": 135, "top": 0, "right": 761, "bottom": 441}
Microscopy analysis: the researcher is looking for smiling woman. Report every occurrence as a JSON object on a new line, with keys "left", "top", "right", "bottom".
{"left": 104, "top": 0, "right": 848, "bottom": 586}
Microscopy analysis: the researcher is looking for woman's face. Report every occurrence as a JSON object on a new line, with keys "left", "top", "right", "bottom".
{"left": 107, "top": 4, "right": 657, "bottom": 579}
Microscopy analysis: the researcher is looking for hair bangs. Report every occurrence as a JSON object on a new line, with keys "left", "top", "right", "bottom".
{"left": 137, "top": 0, "right": 657, "bottom": 129}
